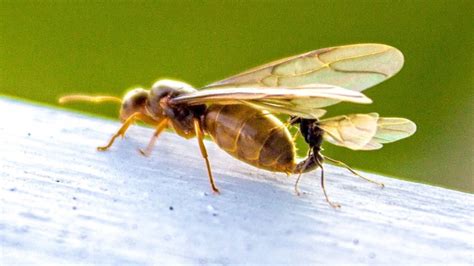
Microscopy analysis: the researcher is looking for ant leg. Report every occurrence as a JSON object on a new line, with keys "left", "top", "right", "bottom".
{"left": 285, "top": 116, "right": 300, "bottom": 141}
{"left": 97, "top": 112, "right": 151, "bottom": 151}
{"left": 316, "top": 158, "right": 341, "bottom": 208}
{"left": 291, "top": 127, "right": 301, "bottom": 142}
{"left": 274, "top": 119, "right": 300, "bottom": 141}
{"left": 294, "top": 149, "right": 313, "bottom": 196}
{"left": 283, "top": 116, "right": 299, "bottom": 129}
{"left": 194, "top": 119, "right": 220, "bottom": 194}
{"left": 139, "top": 119, "right": 168, "bottom": 157}
{"left": 323, "top": 155, "right": 384, "bottom": 188}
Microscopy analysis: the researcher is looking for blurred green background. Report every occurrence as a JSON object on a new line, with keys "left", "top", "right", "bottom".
{"left": 1, "top": 1, "right": 472, "bottom": 192}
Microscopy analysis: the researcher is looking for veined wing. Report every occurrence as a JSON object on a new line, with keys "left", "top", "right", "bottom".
{"left": 170, "top": 84, "right": 372, "bottom": 118}
{"left": 206, "top": 43, "right": 404, "bottom": 92}
{"left": 171, "top": 44, "right": 402, "bottom": 118}
{"left": 319, "top": 113, "right": 416, "bottom": 150}
{"left": 319, "top": 113, "right": 379, "bottom": 150}
{"left": 365, "top": 117, "right": 417, "bottom": 148}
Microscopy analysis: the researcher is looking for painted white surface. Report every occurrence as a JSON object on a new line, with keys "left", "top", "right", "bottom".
{"left": 0, "top": 97, "right": 473, "bottom": 265}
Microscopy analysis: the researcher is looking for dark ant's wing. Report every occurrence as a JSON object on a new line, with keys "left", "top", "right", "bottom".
{"left": 319, "top": 113, "right": 416, "bottom": 150}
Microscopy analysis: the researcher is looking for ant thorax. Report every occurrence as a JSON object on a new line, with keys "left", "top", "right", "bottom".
{"left": 148, "top": 79, "right": 206, "bottom": 138}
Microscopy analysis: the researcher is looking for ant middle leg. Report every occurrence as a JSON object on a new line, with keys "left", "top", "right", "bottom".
{"left": 194, "top": 119, "right": 220, "bottom": 194}
{"left": 139, "top": 119, "right": 169, "bottom": 157}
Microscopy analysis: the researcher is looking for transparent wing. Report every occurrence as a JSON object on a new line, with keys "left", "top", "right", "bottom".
{"left": 319, "top": 114, "right": 416, "bottom": 150}
{"left": 171, "top": 84, "right": 372, "bottom": 118}
{"left": 170, "top": 43, "right": 402, "bottom": 117}
{"left": 206, "top": 43, "right": 404, "bottom": 92}
{"left": 366, "top": 117, "right": 417, "bottom": 145}
{"left": 319, "top": 113, "right": 379, "bottom": 150}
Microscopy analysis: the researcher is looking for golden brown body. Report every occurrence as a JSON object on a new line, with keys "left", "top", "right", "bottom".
{"left": 59, "top": 43, "right": 415, "bottom": 207}
{"left": 204, "top": 104, "right": 296, "bottom": 173}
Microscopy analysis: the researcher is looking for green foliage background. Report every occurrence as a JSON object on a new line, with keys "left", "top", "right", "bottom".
{"left": 1, "top": 1, "right": 472, "bottom": 192}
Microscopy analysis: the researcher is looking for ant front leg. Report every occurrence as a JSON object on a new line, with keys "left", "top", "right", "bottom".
{"left": 97, "top": 113, "right": 153, "bottom": 151}
{"left": 294, "top": 149, "right": 313, "bottom": 196}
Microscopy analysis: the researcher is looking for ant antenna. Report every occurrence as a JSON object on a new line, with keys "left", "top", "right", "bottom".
{"left": 323, "top": 155, "right": 384, "bottom": 188}
{"left": 59, "top": 95, "right": 122, "bottom": 104}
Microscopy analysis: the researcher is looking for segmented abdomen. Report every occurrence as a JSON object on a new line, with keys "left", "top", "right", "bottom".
{"left": 204, "top": 104, "right": 296, "bottom": 173}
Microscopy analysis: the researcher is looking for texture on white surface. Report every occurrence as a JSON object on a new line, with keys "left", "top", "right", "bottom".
{"left": 0, "top": 98, "right": 473, "bottom": 265}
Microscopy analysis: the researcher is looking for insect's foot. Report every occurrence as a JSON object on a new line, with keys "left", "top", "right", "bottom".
{"left": 328, "top": 201, "right": 341, "bottom": 209}
{"left": 211, "top": 187, "right": 220, "bottom": 195}
{"left": 138, "top": 148, "right": 150, "bottom": 157}
{"left": 96, "top": 146, "right": 109, "bottom": 151}
{"left": 294, "top": 188, "right": 302, "bottom": 196}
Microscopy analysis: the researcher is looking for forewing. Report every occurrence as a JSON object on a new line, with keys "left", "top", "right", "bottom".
{"left": 206, "top": 43, "right": 404, "bottom": 92}
{"left": 172, "top": 43, "right": 402, "bottom": 118}
{"left": 241, "top": 99, "right": 327, "bottom": 119}
{"left": 319, "top": 113, "right": 379, "bottom": 150}
{"left": 320, "top": 114, "right": 417, "bottom": 150}
{"left": 171, "top": 84, "right": 372, "bottom": 118}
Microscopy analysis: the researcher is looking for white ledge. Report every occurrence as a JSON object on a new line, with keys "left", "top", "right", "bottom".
{"left": 0, "top": 97, "right": 473, "bottom": 265}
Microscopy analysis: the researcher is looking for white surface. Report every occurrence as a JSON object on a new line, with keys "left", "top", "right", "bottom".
{"left": 0, "top": 97, "right": 473, "bottom": 265}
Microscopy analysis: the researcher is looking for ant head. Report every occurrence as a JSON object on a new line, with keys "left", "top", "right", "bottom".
{"left": 58, "top": 79, "right": 196, "bottom": 122}
{"left": 119, "top": 88, "right": 149, "bottom": 122}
